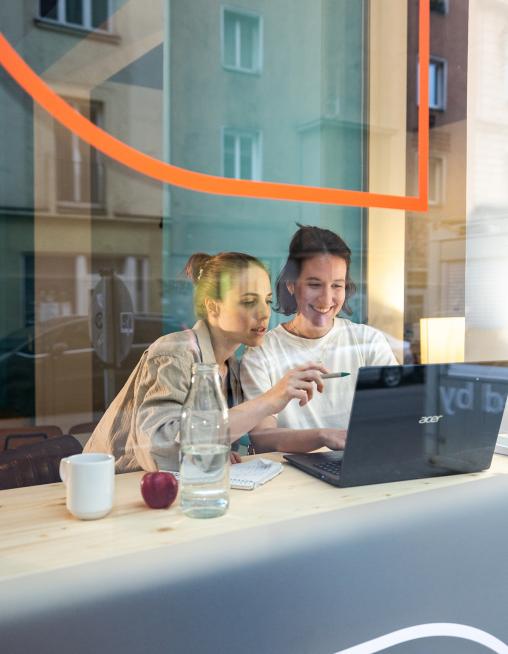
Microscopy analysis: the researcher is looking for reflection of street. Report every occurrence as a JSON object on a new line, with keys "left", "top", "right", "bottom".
{"left": 357, "top": 364, "right": 422, "bottom": 389}
{"left": 0, "top": 313, "right": 176, "bottom": 431}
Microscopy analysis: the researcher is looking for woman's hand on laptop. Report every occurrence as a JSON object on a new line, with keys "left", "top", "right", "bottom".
{"left": 265, "top": 362, "right": 329, "bottom": 412}
{"left": 320, "top": 429, "right": 347, "bottom": 450}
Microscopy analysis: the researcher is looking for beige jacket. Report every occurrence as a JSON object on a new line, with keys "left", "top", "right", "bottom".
{"left": 84, "top": 321, "right": 242, "bottom": 473}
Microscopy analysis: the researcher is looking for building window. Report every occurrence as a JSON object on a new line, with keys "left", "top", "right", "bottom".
{"left": 419, "top": 57, "right": 447, "bottom": 110}
{"left": 39, "top": 0, "right": 112, "bottom": 32}
{"left": 428, "top": 156, "right": 446, "bottom": 205}
{"left": 430, "top": 0, "right": 449, "bottom": 15}
{"left": 55, "top": 99, "right": 105, "bottom": 208}
{"left": 222, "top": 129, "right": 262, "bottom": 180}
{"left": 429, "top": 57, "right": 447, "bottom": 110}
{"left": 222, "top": 8, "right": 262, "bottom": 73}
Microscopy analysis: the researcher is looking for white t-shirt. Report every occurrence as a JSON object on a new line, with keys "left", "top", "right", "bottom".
{"left": 240, "top": 318, "right": 398, "bottom": 430}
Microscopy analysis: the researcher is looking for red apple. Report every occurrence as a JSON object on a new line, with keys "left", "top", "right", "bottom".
{"left": 140, "top": 472, "right": 178, "bottom": 509}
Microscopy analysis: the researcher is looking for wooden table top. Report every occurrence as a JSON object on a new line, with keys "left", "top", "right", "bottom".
{"left": 2, "top": 453, "right": 508, "bottom": 582}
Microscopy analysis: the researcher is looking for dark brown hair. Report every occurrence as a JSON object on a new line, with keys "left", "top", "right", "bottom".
{"left": 184, "top": 252, "right": 269, "bottom": 320}
{"left": 275, "top": 225, "right": 356, "bottom": 315}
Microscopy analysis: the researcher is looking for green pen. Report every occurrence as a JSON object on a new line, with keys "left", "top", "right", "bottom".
{"left": 321, "top": 372, "right": 350, "bottom": 379}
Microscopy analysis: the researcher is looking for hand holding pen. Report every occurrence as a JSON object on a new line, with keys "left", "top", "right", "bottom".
{"left": 321, "top": 371, "right": 350, "bottom": 379}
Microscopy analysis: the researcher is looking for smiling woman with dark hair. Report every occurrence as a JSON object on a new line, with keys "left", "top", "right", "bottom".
{"left": 241, "top": 225, "right": 397, "bottom": 453}
{"left": 274, "top": 224, "right": 357, "bottom": 317}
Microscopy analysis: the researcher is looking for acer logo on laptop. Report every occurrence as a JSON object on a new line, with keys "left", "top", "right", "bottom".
{"left": 418, "top": 415, "right": 443, "bottom": 424}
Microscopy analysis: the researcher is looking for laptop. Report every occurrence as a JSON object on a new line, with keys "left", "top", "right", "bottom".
{"left": 283, "top": 362, "right": 508, "bottom": 487}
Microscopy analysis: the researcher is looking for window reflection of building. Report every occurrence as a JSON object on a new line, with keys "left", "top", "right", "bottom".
{"left": 55, "top": 99, "right": 104, "bottom": 208}
{"left": 32, "top": 251, "right": 150, "bottom": 326}
{"left": 0, "top": 2, "right": 166, "bottom": 426}
{"left": 222, "top": 128, "right": 262, "bottom": 180}
{"left": 417, "top": 56, "right": 448, "bottom": 112}
{"left": 0, "top": 2, "right": 417, "bottom": 424}
{"left": 405, "top": 0, "right": 468, "bottom": 361}
{"left": 38, "top": 0, "right": 112, "bottom": 33}
{"left": 222, "top": 8, "right": 262, "bottom": 74}
{"left": 430, "top": 0, "right": 449, "bottom": 15}
{"left": 429, "top": 57, "right": 447, "bottom": 111}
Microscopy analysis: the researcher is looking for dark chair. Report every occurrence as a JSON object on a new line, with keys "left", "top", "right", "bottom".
{"left": 68, "top": 421, "right": 99, "bottom": 447}
{"left": 0, "top": 425, "right": 63, "bottom": 452}
{"left": 0, "top": 435, "right": 82, "bottom": 490}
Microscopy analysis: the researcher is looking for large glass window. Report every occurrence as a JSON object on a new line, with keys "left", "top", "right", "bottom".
{"left": 2, "top": 0, "right": 508, "bottom": 459}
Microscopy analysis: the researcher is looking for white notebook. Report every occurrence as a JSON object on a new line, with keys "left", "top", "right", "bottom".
{"left": 169, "top": 458, "right": 283, "bottom": 491}
{"left": 229, "top": 458, "right": 283, "bottom": 490}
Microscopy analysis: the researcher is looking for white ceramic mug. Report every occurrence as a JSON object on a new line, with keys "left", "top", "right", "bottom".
{"left": 59, "top": 453, "right": 115, "bottom": 520}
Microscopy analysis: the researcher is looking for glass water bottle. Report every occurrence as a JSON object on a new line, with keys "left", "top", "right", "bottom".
{"left": 179, "top": 363, "right": 230, "bottom": 518}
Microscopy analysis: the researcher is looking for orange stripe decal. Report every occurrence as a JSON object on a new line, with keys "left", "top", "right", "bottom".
{"left": 0, "top": 2, "right": 428, "bottom": 210}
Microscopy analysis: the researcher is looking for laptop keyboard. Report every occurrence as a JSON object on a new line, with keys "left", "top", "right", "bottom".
{"left": 315, "top": 459, "right": 342, "bottom": 477}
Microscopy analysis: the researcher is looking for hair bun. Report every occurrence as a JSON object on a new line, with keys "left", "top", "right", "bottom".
{"left": 183, "top": 253, "right": 212, "bottom": 284}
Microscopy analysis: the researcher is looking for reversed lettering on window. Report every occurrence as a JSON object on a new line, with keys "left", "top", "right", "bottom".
{"left": 439, "top": 383, "right": 507, "bottom": 416}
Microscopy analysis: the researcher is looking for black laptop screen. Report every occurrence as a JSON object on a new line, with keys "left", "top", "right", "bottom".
{"left": 338, "top": 362, "right": 508, "bottom": 486}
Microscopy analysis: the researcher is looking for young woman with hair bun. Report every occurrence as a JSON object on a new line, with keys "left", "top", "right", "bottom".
{"left": 86, "top": 251, "right": 343, "bottom": 473}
